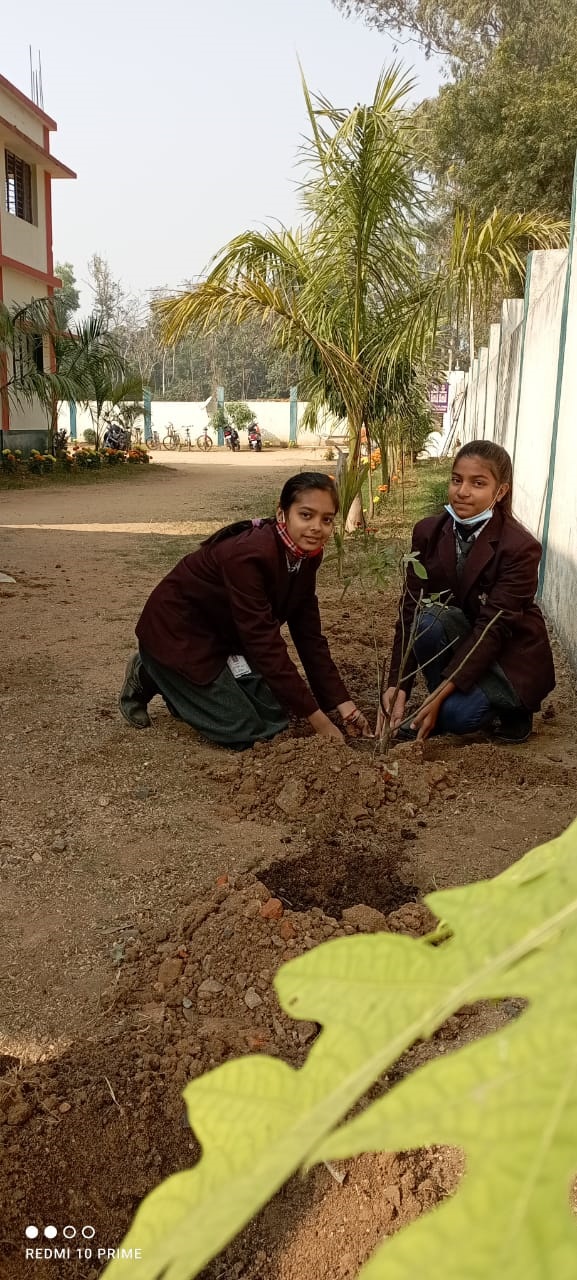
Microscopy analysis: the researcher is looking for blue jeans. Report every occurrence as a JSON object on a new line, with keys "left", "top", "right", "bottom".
{"left": 413, "top": 611, "right": 492, "bottom": 736}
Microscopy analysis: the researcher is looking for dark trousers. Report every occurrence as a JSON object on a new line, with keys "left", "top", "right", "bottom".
{"left": 413, "top": 606, "right": 520, "bottom": 736}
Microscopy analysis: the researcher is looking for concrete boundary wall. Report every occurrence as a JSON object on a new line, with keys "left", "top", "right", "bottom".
{"left": 510, "top": 250, "right": 568, "bottom": 540}
{"left": 458, "top": 164, "right": 577, "bottom": 672}
{"left": 493, "top": 300, "right": 524, "bottom": 453}
{"left": 474, "top": 348, "right": 489, "bottom": 437}
{"left": 483, "top": 324, "right": 501, "bottom": 440}
{"left": 57, "top": 399, "right": 325, "bottom": 446}
{"left": 540, "top": 172, "right": 577, "bottom": 666}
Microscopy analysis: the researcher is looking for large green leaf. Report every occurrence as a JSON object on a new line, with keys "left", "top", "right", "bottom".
{"left": 104, "top": 820, "right": 577, "bottom": 1280}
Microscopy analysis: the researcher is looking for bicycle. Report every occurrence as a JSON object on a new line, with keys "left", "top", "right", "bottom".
{"left": 178, "top": 427, "right": 194, "bottom": 451}
{"left": 196, "top": 427, "right": 214, "bottom": 451}
{"left": 162, "top": 423, "right": 181, "bottom": 451}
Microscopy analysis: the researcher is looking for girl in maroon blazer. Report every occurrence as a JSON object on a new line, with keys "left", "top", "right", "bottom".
{"left": 120, "top": 472, "right": 372, "bottom": 749}
{"left": 381, "top": 441, "right": 555, "bottom": 744}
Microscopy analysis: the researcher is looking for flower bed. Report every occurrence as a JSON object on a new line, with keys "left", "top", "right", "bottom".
{"left": 1, "top": 444, "right": 150, "bottom": 479}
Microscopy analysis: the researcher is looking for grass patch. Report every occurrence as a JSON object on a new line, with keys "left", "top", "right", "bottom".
{"left": 228, "top": 486, "right": 281, "bottom": 519}
{"left": 127, "top": 535, "right": 203, "bottom": 574}
{"left": 0, "top": 463, "right": 176, "bottom": 491}
{"left": 363, "top": 459, "right": 451, "bottom": 541}
{"left": 129, "top": 487, "right": 282, "bottom": 576}
{"left": 323, "top": 459, "right": 452, "bottom": 595}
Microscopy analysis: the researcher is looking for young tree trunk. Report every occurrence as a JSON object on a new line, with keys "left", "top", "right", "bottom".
{"left": 335, "top": 447, "right": 347, "bottom": 485}
{"left": 345, "top": 493, "right": 363, "bottom": 532}
{"left": 345, "top": 415, "right": 364, "bottom": 532}
{"left": 366, "top": 424, "right": 374, "bottom": 519}
{"left": 367, "top": 464, "right": 374, "bottom": 520}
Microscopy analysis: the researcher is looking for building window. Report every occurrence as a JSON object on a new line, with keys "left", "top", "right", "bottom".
{"left": 13, "top": 332, "right": 44, "bottom": 383}
{"left": 5, "top": 150, "right": 34, "bottom": 223}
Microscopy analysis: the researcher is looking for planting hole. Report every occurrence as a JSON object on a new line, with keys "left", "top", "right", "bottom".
{"left": 260, "top": 846, "right": 418, "bottom": 918}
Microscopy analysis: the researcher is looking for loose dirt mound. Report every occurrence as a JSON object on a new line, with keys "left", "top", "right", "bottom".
{"left": 0, "top": 872, "right": 449, "bottom": 1280}
{"left": 210, "top": 736, "right": 462, "bottom": 838}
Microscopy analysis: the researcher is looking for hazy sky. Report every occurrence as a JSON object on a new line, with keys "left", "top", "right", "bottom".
{"left": 4, "top": 0, "right": 442, "bottom": 308}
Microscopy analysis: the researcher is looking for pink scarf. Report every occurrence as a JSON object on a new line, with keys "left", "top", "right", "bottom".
{"left": 274, "top": 519, "right": 323, "bottom": 559}
{"left": 250, "top": 517, "right": 323, "bottom": 560}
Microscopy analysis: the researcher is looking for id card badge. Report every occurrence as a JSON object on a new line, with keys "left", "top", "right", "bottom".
{"left": 227, "top": 654, "right": 252, "bottom": 679}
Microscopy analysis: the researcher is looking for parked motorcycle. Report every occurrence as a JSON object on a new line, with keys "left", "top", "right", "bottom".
{"left": 248, "top": 421, "right": 262, "bottom": 452}
{"left": 224, "top": 424, "right": 241, "bottom": 452}
{"left": 103, "top": 421, "right": 131, "bottom": 451}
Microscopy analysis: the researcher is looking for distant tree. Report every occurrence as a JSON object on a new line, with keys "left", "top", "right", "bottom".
{"left": 331, "top": 0, "right": 527, "bottom": 65}
{"left": 420, "top": 24, "right": 577, "bottom": 217}
{"left": 146, "top": 314, "right": 298, "bottom": 401}
{"left": 334, "top": 0, "right": 577, "bottom": 218}
{"left": 87, "top": 253, "right": 125, "bottom": 328}
{"left": 54, "top": 262, "right": 80, "bottom": 324}
{"left": 226, "top": 401, "right": 254, "bottom": 431}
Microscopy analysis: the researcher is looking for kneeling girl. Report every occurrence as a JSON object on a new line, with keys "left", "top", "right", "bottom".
{"left": 382, "top": 441, "right": 555, "bottom": 743}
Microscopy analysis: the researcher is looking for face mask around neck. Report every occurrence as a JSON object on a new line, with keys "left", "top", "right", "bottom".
{"left": 445, "top": 503, "right": 495, "bottom": 528}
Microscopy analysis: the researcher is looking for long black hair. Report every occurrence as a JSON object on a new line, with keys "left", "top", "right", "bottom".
{"left": 202, "top": 471, "right": 339, "bottom": 548}
{"left": 454, "top": 441, "right": 513, "bottom": 517}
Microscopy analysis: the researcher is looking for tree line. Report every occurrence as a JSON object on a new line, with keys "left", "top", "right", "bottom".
{"left": 332, "top": 0, "right": 577, "bottom": 219}
{"left": 53, "top": 258, "right": 299, "bottom": 402}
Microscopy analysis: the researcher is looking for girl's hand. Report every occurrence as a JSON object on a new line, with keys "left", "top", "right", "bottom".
{"left": 409, "top": 699, "right": 441, "bottom": 741}
{"left": 377, "top": 688, "right": 406, "bottom": 736}
{"left": 409, "top": 681, "right": 455, "bottom": 741}
{"left": 341, "top": 708, "right": 374, "bottom": 738}
{"left": 309, "top": 709, "right": 345, "bottom": 743}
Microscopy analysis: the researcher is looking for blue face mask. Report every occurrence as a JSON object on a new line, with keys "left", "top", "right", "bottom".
{"left": 445, "top": 503, "right": 494, "bottom": 527}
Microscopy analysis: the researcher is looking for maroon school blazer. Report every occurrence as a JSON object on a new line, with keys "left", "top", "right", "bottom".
{"left": 135, "top": 521, "right": 350, "bottom": 718}
{"left": 387, "top": 507, "right": 555, "bottom": 711}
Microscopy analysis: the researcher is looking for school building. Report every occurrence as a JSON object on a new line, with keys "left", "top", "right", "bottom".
{"left": 0, "top": 72, "right": 75, "bottom": 449}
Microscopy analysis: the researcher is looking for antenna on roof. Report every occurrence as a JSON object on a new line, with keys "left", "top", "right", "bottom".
{"left": 29, "top": 46, "right": 45, "bottom": 109}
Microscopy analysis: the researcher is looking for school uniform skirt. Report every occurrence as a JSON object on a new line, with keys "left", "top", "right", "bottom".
{"left": 139, "top": 648, "right": 289, "bottom": 749}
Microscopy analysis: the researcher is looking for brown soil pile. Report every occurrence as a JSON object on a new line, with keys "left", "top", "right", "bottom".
{"left": 212, "top": 736, "right": 462, "bottom": 838}
{"left": 0, "top": 872, "right": 447, "bottom": 1280}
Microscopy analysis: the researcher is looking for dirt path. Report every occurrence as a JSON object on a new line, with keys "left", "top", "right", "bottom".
{"left": 0, "top": 460, "right": 308, "bottom": 1052}
{"left": 1, "top": 458, "right": 576, "bottom": 1278}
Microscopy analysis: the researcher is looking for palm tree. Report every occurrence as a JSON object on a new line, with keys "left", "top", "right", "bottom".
{"left": 387, "top": 206, "right": 569, "bottom": 367}
{"left": 0, "top": 297, "right": 91, "bottom": 418}
{"left": 0, "top": 297, "right": 130, "bottom": 446}
{"left": 158, "top": 67, "right": 424, "bottom": 528}
{"left": 156, "top": 68, "right": 569, "bottom": 528}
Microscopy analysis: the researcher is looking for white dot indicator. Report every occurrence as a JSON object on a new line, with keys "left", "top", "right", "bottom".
{"left": 25, "top": 1226, "right": 39, "bottom": 1240}
{"left": 63, "top": 1225, "right": 77, "bottom": 1239}
{"left": 44, "top": 1226, "right": 58, "bottom": 1240}
{"left": 82, "top": 1225, "right": 95, "bottom": 1239}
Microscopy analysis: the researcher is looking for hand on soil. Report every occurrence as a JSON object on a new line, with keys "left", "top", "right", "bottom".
{"left": 378, "top": 688, "right": 407, "bottom": 736}
{"left": 343, "top": 710, "right": 373, "bottom": 739}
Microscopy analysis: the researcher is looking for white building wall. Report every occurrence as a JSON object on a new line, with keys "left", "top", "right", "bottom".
{"left": 2, "top": 267, "right": 51, "bottom": 434}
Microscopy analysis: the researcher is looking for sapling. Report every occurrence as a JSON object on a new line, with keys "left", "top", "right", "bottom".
{"left": 377, "top": 552, "right": 502, "bottom": 752}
